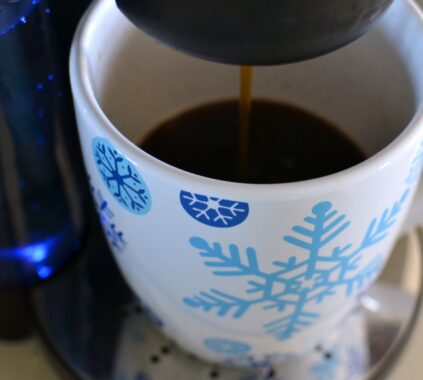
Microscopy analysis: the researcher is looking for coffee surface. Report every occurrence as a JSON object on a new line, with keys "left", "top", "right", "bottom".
{"left": 140, "top": 99, "right": 366, "bottom": 184}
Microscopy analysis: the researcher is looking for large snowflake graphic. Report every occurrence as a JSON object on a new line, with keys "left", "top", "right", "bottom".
{"left": 180, "top": 191, "right": 249, "bottom": 228}
{"left": 93, "top": 137, "right": 151, "bottom": 215}
{"left": 89, "top": 177, "right": 127, "bottom": 253}
{"left": 183, "top": 189, "right": 409, "bottom": 341}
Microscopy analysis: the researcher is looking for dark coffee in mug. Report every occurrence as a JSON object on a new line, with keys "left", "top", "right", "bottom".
{"left": 140, "top": 99, "right": 366, "bottom": 184}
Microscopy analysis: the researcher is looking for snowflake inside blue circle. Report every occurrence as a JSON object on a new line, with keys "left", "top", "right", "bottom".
{"left": 180, "top": 191, "right": 249, "bottom": 228}
{"left": 203, "top": 338, "right": 251, "bottom": 355}
{"left": 92, "top": 137, "right": 151, "bottom": 215}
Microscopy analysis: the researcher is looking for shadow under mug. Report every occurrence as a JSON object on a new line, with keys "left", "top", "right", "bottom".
{"left": 70, "top": 0, "right": 423, "bottom": 367}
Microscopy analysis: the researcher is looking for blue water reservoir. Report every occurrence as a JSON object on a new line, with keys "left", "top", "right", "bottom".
{"left": 0, "top": 0, "right": 88, "bottom": 285}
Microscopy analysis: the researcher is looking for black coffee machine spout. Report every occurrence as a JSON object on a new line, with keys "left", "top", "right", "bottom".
{"left": 116, "top": 0, "right": 393, "bottom": 65}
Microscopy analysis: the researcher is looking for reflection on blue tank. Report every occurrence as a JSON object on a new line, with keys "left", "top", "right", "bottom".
{"left": 0, "top": 224, "right": 81, "bottom": 284}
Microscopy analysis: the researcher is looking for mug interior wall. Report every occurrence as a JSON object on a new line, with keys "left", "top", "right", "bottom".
{"left": 88, "top": 0, "right": 419, "bottom": 157}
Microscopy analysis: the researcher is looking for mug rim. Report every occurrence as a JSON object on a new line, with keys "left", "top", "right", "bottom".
{"left": 70, "top": 0, "right": 423, "bottom": 201}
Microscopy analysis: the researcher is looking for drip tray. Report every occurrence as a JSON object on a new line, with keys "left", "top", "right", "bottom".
{"left": 31, "top": 226, "right": 423, "bottom": 380}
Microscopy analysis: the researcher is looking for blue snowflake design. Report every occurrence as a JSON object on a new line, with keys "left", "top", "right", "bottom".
{"left": 186, "top": 189, "right": 409, "bottom": 342}
{"left": 89, "top": 177, "right": 127, "bottom": 253}
{"left": 203, "top": 338, "right": 251, "bottom": 355}
{"left": 223, "top": 352, "right": 295, "bottom": 369}
{"left": 406, "top": 140, "right": 423, "bottom": 185}
{"left": 180, "top": 191, "right": 249, "bottom": 228}
{"left": 92, "top": 137, "right": 151, "bottom": 215}
{"left": 311, "top": 347, "right": 340, "bottom": 380}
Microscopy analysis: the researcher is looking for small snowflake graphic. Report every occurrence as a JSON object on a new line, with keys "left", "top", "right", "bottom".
{"left": 223, "top": 353, "right": 295, "bottom": 369}
{"left": 185, "top": 189, "right": 409, "bottom": 342}
{"left": 93, "top": 137, "right": 151, "bottom": 215}
{"left": 203, "top": 338, "right": 251, "bottom": 355}
{"left": 311, "top": 348, "right": 340, "bottom": 380}
{"left": 100, "top": 215, "right": 126, "bottom": 253}
{"left": 180, "top": 191, "right": 249, "bottom": 228}
{"left": 89, "top": 177, "right": 127, "bottom": 253}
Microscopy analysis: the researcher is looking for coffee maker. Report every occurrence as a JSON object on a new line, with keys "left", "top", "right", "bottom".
{"left": 116, "top": 0, "right": 393, "bottom": 64}
{"left": 13, "top": 1, "right": 423, "bottom": 380}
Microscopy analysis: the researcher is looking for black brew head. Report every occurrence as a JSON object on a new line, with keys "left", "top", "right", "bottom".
{"left": 116, "top": 0, "right": 393, "bottom": 65}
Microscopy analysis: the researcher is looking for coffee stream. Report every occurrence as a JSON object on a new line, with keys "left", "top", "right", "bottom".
{"left": 238, "top": 65, "right": 253, "bottom": 180}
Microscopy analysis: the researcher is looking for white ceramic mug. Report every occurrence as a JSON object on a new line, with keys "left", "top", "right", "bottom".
{"left": 70, "top": 0, "right": 423, "bottom": 367}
